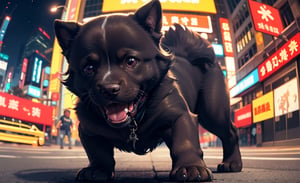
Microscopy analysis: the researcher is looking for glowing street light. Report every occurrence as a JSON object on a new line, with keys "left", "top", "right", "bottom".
{"left": 50, "top": 5, "right": 65, "bottom": 13}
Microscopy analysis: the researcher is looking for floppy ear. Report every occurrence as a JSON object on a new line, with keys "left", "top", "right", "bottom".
{"left": 133, "top": 0, "right": 162, "bottom": 44}
{"left": 54, "top": 20, "right": 81, "bottom": 60}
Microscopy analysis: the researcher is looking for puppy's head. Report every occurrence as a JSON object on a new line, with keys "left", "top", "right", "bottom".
{"left": 54, "top": 0, "right": 172, "bottom": 128}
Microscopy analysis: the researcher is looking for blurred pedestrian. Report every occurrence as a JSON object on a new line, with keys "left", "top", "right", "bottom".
{"left": 56, "top": 109, "right": 73, "bottom": 149}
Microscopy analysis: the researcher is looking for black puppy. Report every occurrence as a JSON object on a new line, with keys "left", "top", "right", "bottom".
{"left": 54, "top": 0, "right": 242, "bottom": 182}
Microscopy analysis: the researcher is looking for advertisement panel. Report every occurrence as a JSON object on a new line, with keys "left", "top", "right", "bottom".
{"left": 0, "top": 60, "right": 7, "bottom": 71}
{"left": 102, "top": 0, "right": 217, "bottom": 14}
{"left": 258, "top": 33, "right": 300, "bottom": 81}
{"left": 252, "top": 91, "right": 274, "bottom": 123}
{"left": 274, "top": 78, "right": 299, "bottom": 117}
{"left": 235, "top": 104, "right": 252, "bottom": 128}
{"left": 212, "top": 44, "right": 224, "bottom": 57}
{"left": 0, "top": 92, "right": 53, "bottom": 126}
{"left": 219, "top": 18, "right": 234, "bottom": 57}
{"left": 162, "top": 13, "right": 212, "bottom": 33}
{"left": 230, "top": 68, "right": 259, "bottom": 97}
{"left": 248, "top": 0, "right": 283, "bottom": 36}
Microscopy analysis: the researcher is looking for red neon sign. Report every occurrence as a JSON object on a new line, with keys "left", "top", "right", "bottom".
{"left": 0, "top": 92, "right": 53, "bottom": 126}
{"left": 258, "top": 33, "right": 300, "bottom": 81}
{"left": 219, "top": 18, "right": 234, "bottom": 57}
{"left": 21, "top": 58, "right": 28, "bottom": 73}
{"left": 248, "top": 0, "right": 283, "bottom": 36}
{"left": 162, "top": 13, "right": 212, "bottom": 33}
{"left": 234, "top": 104, "right": 252, "bottom": 128}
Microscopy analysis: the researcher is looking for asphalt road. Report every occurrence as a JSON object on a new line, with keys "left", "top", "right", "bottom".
{"left": 0, "top": 142, "right": 300, "bottom": 183}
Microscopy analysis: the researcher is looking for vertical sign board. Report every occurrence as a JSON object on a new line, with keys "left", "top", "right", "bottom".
{"left": 219, "top": 18, "right": 234, "bottom": 57}
{"left": 258, "top": 33, "right": 300, "bottom": 81}
{"left": 274, "top": 78, "right": 299, "bottom": 117}
{"left": 234, "top": 104, "right": 252, "bottom": 128}
{"left": 0, "top": 16, "right": 11, "bottom": 42}
{"left": 248, "top": 0, "right": 283, "bottom": 36}
{"left": 252, "top": 91, "right": 274, "bottom": 123}
{"left": 219, "top": 17, "right": 236, "bottom": 85}
{"left": 49, "top": 0, "right": 82, "bottom": 94}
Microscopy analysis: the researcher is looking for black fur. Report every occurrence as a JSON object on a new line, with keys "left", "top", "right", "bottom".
{"left": 54, "top": 0, "right": 242, "bottom": 182}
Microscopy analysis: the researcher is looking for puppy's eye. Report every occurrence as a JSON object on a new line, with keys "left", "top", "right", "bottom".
{"left": 126, "top": 57, "right": 138, "bottom": 68}
{"left": 83, "top": 64, "right": 96, "bottom": 76}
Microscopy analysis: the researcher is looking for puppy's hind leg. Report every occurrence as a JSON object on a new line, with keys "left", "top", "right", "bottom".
{"left": 76, "top": 127, "right": 115, "bottom": 181}
{"left": 196, "top": 63, "right": 242, "bottom": 172}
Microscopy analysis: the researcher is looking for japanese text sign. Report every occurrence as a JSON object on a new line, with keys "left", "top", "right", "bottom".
{"left": 258, "top": 33, "right": 300, "bottom": 81}
{"left": 219, "top": 18, "right": 234, "bottom": 57}
{"left": 234, "top": 104, "right": 252, "bottom": 128}
{"left": 248, "top": 0, "right": 283, "bottom": 36}
{"left": 162, "top": 13, "right": 212, "bottom": 33}
{"left": 252, "top": 91, "right": 274, "bottom": 123}
{"left": 0, "top": 92, "right": 53, "bottom": 126}
{"left": 102, "top": 0, "right": 216, "bottom": 14}
{"left": 274, "top": 78, "right": 299, "bottom": 117}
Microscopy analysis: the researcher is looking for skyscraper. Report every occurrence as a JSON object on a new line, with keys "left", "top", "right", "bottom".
{"left": 13, "top": 27, "right": 51, "bottom": 91}
{"left": 22, "top": 27, "right": 51, "bottom": 60}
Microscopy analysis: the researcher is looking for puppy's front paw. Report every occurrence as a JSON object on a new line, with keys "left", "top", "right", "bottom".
{"left": 76, "top": 167, "right": 114, "bottom": 182}
{"left": 170, "top": 166, "right": 213, "bottom": 182}
{"left": 217, "top": 161, "right": 242, "bottom": 172}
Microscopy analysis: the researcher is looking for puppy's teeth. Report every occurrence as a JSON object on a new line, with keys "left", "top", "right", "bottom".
{"left": 124, "top": 108, "right": 129, "bottom": 113}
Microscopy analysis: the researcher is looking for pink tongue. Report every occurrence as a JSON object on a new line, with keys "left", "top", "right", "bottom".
{"left": 106, "top": 103, "right": 133, "bottom": 123}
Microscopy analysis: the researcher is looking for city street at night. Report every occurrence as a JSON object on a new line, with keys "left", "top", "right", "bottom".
{"left": 1, "top": 0, "right": 300, "bottom": 183}
{"left": 0, "top": 142, "right": 300, "bottom": 183}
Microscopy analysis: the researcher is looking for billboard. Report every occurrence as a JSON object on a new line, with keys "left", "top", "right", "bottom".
{"left": 252, "top": 91, "right": 274, "bottom": 123}
{"left": 0, "top": 92, "right": 53, "bottom": 125}
{"left": 24, "top": 52, "right": 48, "bottom": 89}
{"left": 234, "top": 104, "right": 252, "bottom": 128}
{"left": 248, "top": 0, "right": 283, "bottom": 36}
{"left": 274, "top": 78, "right": 299, "bottom": 117}
{"left": 162, "top": 13, "right": 212, "bottom": 33}
{"left": 258, "top": 33, "right": 300, "bottom": 81}
{"left": 24, "top": 85, "right": 41, "bottom": 98}
{"left": 230, "top": 68, "right": 259, "bottom": 97}
{"left": 102, "top": 0, "right": 217, "bottom": 14}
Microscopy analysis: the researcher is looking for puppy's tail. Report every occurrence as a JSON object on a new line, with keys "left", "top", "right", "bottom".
{"left": 160, "top": 24, "right": 216, "bottom": 68}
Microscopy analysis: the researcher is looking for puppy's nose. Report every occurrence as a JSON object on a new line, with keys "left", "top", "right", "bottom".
{"left": 101, "top": 84, "right": 121, "bottom": 97}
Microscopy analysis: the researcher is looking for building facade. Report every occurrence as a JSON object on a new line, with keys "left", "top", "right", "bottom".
{"left": 226, "top": 0, "right": 300, "bottom": 146}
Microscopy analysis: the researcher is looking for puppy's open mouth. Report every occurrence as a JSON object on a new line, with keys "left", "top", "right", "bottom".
{"left": 100, "top": 94, "right": 146, "bottom": 128}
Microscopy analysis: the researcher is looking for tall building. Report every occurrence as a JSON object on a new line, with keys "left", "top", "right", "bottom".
{"left": 12, "top": 27, "right": 51, "bottom": 89}
{"left": 225, "top": 0, "right": 300, "bottom": 146}
{"left": 22, "top": 27, "right": 51, "bottom": 60}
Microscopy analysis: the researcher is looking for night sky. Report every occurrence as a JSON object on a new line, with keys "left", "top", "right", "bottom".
{"left": 0, "top": 0, "right": 66, "bottom": 69}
